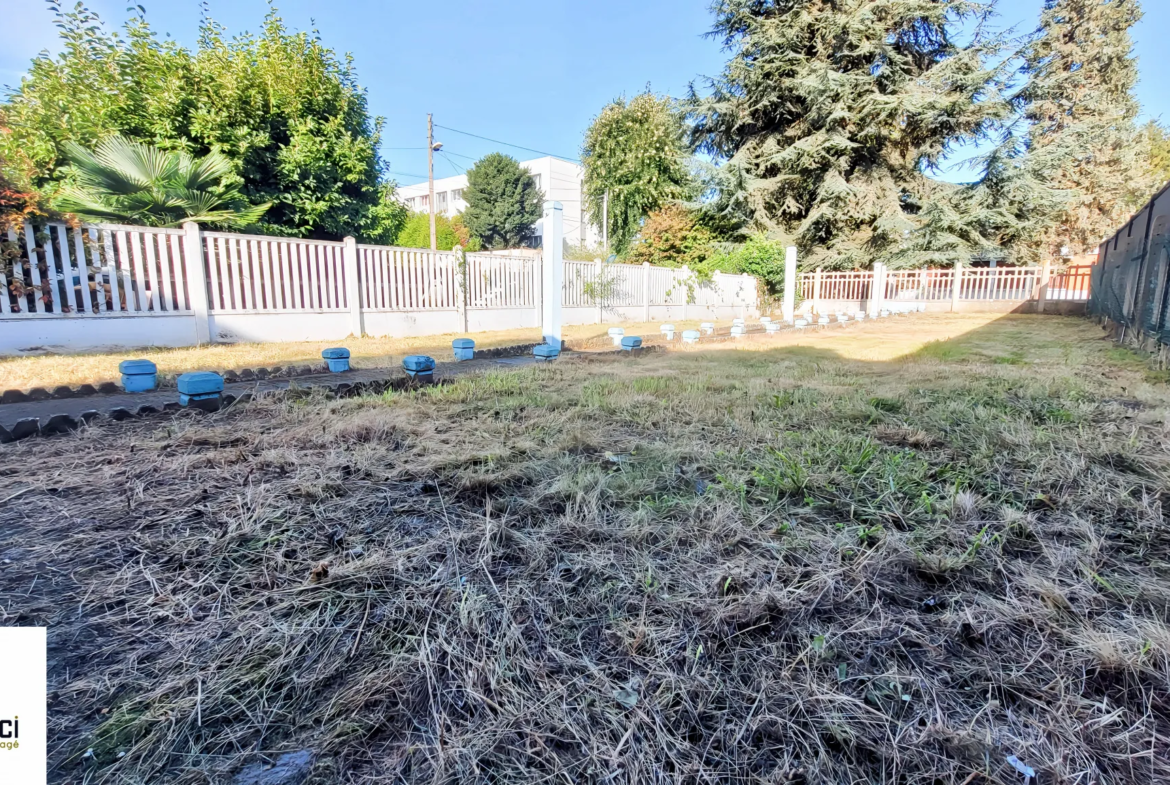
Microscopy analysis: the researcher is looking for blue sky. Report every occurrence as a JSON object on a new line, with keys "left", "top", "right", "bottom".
{"left": 3, "top": 0, "right": 1167, "bottom": 187}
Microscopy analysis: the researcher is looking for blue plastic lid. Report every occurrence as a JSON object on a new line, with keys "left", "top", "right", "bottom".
{"left": 660, "top": 324, "right": 675, "bottom": 331}
{"left": 119, "top": 359, "right": 157, "bottom": 375}
{"left": 177, "top": 371, "right": 225, "bottom": 395}
{"left": 682, "top": 330, "right": 701, "bottom": 339}
{"left": 621, "top": 336, "right": 643, "bottom": 347}
{"left": 321, "top": 347, "right": 350, "bottom": 359}
{"left": 452, "top": 338, "right": 475, "bottom": 349}
{"left": 403, "top": 355, "right": 436, "bottom": 371}
{"left": 533, "top": 344, "right": 560, "bottom": 357}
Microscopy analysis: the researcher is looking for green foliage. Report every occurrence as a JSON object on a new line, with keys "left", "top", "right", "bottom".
{"left": 582, "top": 92, "right": 695, "bottom": 254}
{"left": 688, "top": 0, "right": 1005, "bottom": 270}
{"left": 54, "top": 135, "right": 268, "bottom": 227}
{"left": 564, "top": 242, "right": 609, "bottom": 261}
{"left": 0, "top": 2, "right": 403, "bottom": 241}
{"left": 1143, "top": 121, "right": 1170, "bottom": 190}
{"left": 395, "top": 212, "right": 459, "bottom": 251}
{"left": 1016, "top": 0, "right": 1153, "bottom": 257}
{"left": 450, "top": 214, "right": 483, "bottom": 252}
{"left": 701, "top": 235, "right": 789, "bottom": 294}
{"left": 626, "top": 204, "right": 712, "bottom": 268}
{"left": 460, "top": 153, "right": 543, "bottom": 250}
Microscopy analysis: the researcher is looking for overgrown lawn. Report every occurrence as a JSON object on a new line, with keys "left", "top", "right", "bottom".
{"left": 3, "top": 314, "right": 1169, "bottom": 784}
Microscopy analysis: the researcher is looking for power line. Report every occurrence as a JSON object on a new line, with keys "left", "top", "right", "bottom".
{"left": 385, "top": 169, "right": 430, "bottom": 180}
{"left": 437, "top": 150, "right": 464, "bottom": 176}
{"left": 435, "top": 124, "right": 580, "bottom": 163}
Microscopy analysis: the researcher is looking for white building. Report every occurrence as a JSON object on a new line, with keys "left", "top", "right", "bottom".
{"left": 395, "top": 156, "right": 599, "bottom": 248}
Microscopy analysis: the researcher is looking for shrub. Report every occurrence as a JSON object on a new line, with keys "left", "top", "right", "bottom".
{"left": 701, "top": 235, "right": 788, "bottom": 294}
{"left": 395, "top": 212, "right": 459, "bottom": 250}
{"left": 626, "top": 204, "right": 713, "bottom": 268}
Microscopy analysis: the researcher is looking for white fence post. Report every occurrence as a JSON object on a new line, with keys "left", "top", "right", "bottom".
{"left": 342, "top": 236, "right": 364, "bottom": 338}
{"left": 182, "top": 222, "right": 211, "bottom": 344}
{"left": 782, "top": 246, "right": 797, "bottom": 322}
{"left": 594, "top": 257, "right": 603, "bottom": 324}
{"left": 1038, "top": 259, "right": 1051, "bottom": 313}
{"left": 868, "top": 262, "right": 884, "bottom": 317}
{"left": 455, "top": 245, "right": 468, "bottom": 333}
{"left": 680, "top": 265, "right": 690, "bottom": 320}
{"left": 642, "top": 262, "right": 651, "bottom": 323}
{"left": 951, "top": 260, "right": 963, "bottom": 312}
{"left": 541, "top": 201, "right": 563, "bottom": 346}
{"left": 813, "top": 267, "right": 823, "bottom": 314}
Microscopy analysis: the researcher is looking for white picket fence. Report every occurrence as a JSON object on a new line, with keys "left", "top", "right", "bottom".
{"left": 797, "top": 261, "right": 1090, "bottom": 315}
{"left": 0, "top": 222, "right": 756, "bottom": 353}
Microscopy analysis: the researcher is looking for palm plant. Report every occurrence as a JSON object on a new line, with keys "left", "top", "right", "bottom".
{"left": 55, "top": 136, "right": 269, "bottom": 228}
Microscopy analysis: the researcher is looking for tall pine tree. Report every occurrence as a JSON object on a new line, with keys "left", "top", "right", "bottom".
{"left": 688, "top": 0, "right": 1005, "bottom": 269}
{"left": 1018, "top": 0, "right": 1151, "bottom": 259}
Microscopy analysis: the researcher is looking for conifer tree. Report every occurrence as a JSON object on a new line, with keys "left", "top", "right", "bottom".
{"left": 689, "top": 0, "right": 1004, "bottom": 269}
{"left": 461, "top": 154, "right": 544, "bottom": 250}
{"left": 1017, "top": 0, "right": 1150, "bottom": 258}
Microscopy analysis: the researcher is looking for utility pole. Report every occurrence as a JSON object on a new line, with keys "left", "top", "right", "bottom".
{"left": 602, "top": 189, "right": 609, "bottom": 255}
{"left": 427, "top": 113, "right": 436, "bottom": 251}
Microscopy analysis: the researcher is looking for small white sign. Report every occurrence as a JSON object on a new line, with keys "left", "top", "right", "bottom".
{"left": 0, "top": 627, "right": 47, "bottom": 785}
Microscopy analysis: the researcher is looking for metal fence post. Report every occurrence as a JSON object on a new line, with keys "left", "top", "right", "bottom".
{"left": 950, "top": 260, "right": 963, "bottom": 312}
{"left": 342, "top": 236, "right": 364, "bottom": 337}
{"left": 182, "top": 221, "right": 211, "bottom": 344}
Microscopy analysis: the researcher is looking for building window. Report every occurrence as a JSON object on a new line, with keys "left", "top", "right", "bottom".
{"left": 532, "top": 174, "right": 542, "bottom": 191}
{"left": 419, "top": 194, "right": 428, "bottom": 209}
{"left": 437, "top": 191, "right": 448, "bottom": 212}
{"left": 452, "top": 188, "right": 463, "bottom": 202}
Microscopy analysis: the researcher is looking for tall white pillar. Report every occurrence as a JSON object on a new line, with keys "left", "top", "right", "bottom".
{"left": 782, "top": 246, "right": 797, "bottom": 323}
{"left": 541, "top": 201, "right": 563, "bottom": 346}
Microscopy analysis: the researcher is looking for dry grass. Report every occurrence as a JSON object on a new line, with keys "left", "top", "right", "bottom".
{"left": 4, "top": 313, "right": 1170, "bottom": 784}
{"left": 0, "top": 318, "right": 711, "bottom": 390}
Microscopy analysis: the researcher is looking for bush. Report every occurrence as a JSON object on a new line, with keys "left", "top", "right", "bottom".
{"left": 700, "top": 235, "right": 788, "bottom": 294}
{"left": 626, "top": 204, "right": 713, "bottom": 268}
{"left": 395, "top": 212, "right": 459, "bottom": 250}
{"left": 451, "top": 214, "right": 483, "bottom": 252}
{"left": 1, "top": 4, "right": 400, "bottom": 242}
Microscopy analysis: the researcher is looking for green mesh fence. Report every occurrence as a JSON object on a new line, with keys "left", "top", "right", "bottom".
{"left": 1089, "top": 184, "right": 1170, "bottom": 341}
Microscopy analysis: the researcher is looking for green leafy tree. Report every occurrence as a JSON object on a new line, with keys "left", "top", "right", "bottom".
{"left": 54, "top": 136, "right": 268, "bottom": 227}
{"left": 626, "top": 204, "right": 713, "bottom": 268}
{"left": 1017, "top": 0, "right": 1152, "bottom": 258}
{"left": 0, "top": 1, "right": 403, "bottom": 242}
{"left": 688, "top": 0, "right": 1005, "bottom": 269}
{"left": 395, "top": 212, "right": 459, "bottom": 250}
{"left": 582, "top": 92, "right": 694, "bottom": 254}
{"left": 460, "top": 154, "right": 543, "bottom": 250}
